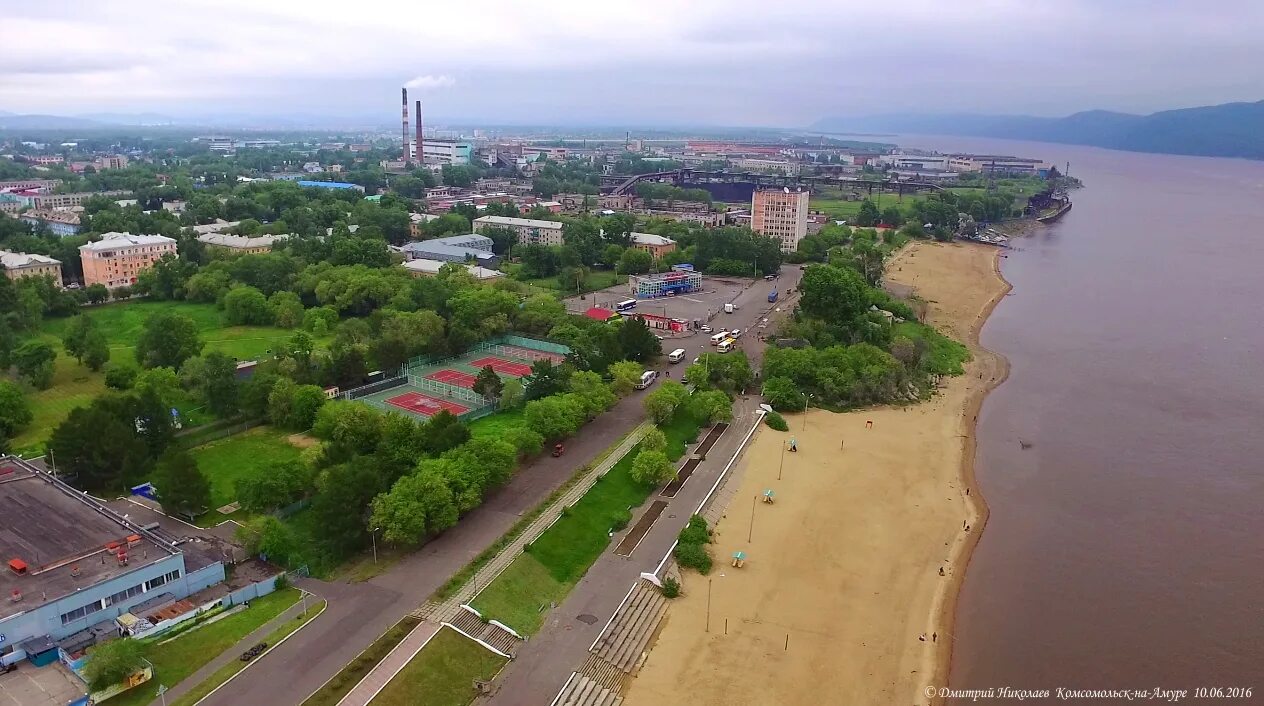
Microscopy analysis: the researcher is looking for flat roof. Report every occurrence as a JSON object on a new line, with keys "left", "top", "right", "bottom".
{"left": 0, "top": 459, "right": 178, "bottom": 621}
{"left": 473, "top": 215, "right": 563, "bottom": 229}
{"left": 79, "top": 232, "right": 176, "bottom": 251}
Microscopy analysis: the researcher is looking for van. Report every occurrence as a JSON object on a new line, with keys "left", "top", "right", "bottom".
{"left": 717, "top": 338, "right": 735, "bottom": 353}
{"left": 723, "top": 302, "right": 736, "bottom": 314}
{"left": 709, "top": 332, "right": 728, "bottom": 345}
{"left": 636, "top": 370, "right": 658, "bottom": 390}
{"left": 668, "top": 349, "right": 686, "bottom": 363}
{"left": 729, "top": 329, "right": 742, "bottom": 339}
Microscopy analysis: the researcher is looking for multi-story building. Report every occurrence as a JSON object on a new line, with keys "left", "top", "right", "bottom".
{"left": 79, "top": 232, "right": 178, "bottom": 289}
{"left": 0, "top": 459, "right": 226, "bottom": 662}
{"left": 946, "top": 154, "right": 1047, "bottom": 175}
{"left": 630, "top": 232, "right": 677, "bottom": 258}
{"left": 555, "top": 193, "right": 635, "bottom": 212}
{"left": 196, "top": 233, "right": 288, "bottom": 255}
{"left": 28, "top": 190, "right": 129, "bottom": 210}
{"left": 0, "top": 179, "right": 59, "bottom": 191}
{"left": 96, "top": 155, "right": 129, "bottom": 171}
{"left": 0, "top": 250, "right": 62, "bottom": 283}
{"left": 752, "top": 187, "right": 810, "bottom": 252}
{"left": 19, "top": 209, "right": 81, "bottom": 237}
{"left": 731, "top": 158, "right": 801, "bottom": 175}
{"left": 420, "top": 140, "right": 473, "bottom": 166}
{"left": 473, "top": 215, "right": 564, "bottom": 246}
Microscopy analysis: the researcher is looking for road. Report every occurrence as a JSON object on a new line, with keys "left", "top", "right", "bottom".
{"left": 484, "top": 266, "right": 804, "bottom": 705}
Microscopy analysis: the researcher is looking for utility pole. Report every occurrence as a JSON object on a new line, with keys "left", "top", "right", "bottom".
{"left": 371, "top": 527, "right": 380, "bottom": 564}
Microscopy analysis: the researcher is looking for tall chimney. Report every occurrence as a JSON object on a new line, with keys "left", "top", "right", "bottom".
{"left": 401, "top": 88, "right": 411, "bottom": 161}
{"left": 415, "top": 100, "right": 425, "bottom": 168}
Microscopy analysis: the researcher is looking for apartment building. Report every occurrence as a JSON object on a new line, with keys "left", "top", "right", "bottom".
{"left": 751, "top": 187, "right": 810, "bottom": 252}
{"left": 630, "top": 232, "right": 677, "bottom": 258}
{"left": 29, "top": 190, "right": 129, "bottom": 210}
{"left": 196, "top": 233, "right": 288, "bottom": 255}
{"left": 19, "top": 209, "right": 81, "bottom": 237}
{"left": 0, "top": 251, "right": 62, "bottom": 283}
{"left": 473, "top": 215, "right": 565, "bottom": 246}
{"left": 96, "top": 155, "right": 129, "bottom": 171}
{"left": 79, "top": 233, "right": 178, "bottom": 289}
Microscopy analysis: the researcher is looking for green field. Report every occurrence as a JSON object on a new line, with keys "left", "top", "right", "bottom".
{"left": 466, "top": 408, "right": 525, "bottom": 441}
{"left": 368, "top": 628, "right": 506, "bottom": 706}
{"left": 300, "top": 617, "right": 422, "bottom": 706}
{"left": 188, "top": 426, "right": 304, "bottom": 521}
{"left": 472, "top": 405, "right": 706, "bottom": 634}
{"left": 107, "top": 588, "right": 301, "bottom": 706}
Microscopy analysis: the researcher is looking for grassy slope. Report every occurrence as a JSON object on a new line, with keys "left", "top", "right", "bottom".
{"left": 300, "top": 617, "right": 422, "bottom": 706}
{"left": 188, "top": 426, "right": 303, "bottom": 518}
{"left": 368, "top": 628, "right": 505, "bottom": 706}
{"left": 107, "top": 588, "right": 301, "bottom": 706}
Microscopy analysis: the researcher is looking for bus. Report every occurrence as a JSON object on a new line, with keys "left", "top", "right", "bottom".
{"left": 717, "top": 338, "right": 736, "bottom": 353}
{"left": 615, "top": 299, "right": 637, "bottom": 312}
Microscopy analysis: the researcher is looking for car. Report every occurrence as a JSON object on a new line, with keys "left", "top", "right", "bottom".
{"left": 700, "top": 325, "right": 713, "bottom": 332}
{"left": 764, "top": 274, "right": 776, "bottom": 281}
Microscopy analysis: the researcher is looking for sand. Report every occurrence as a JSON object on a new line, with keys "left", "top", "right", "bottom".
{"left": 623, "top": 242, "right": 1009, "bottom": 706}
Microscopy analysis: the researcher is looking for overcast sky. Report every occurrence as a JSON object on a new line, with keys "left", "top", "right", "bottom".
{"left": 3, "top": 0, "right": 1263, "bottom": 127}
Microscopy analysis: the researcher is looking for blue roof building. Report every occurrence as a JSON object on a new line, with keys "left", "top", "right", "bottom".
{"left": 296, "top": 180, "right": 365, "bottom": 192}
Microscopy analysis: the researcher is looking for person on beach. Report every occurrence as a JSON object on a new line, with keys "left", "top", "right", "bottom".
{"left": 939, "top": 567, "right": 945, "bottom": 576}
{"left": 933, "top": 633, "right": 937, "bottom": 643}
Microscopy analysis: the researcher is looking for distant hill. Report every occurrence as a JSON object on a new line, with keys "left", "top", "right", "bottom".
{"left": 812, "top": 100, "right": 1264, "bottom": 160}
{"left": 0, "top": 114, "right": 108, "bottom": 130}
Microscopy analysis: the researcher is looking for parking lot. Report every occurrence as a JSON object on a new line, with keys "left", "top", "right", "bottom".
{"left": 0, "top": 664, "right": 86, "bottom": 706}
{"left": 564, "top": 275, "right": 753, "bottom": 326}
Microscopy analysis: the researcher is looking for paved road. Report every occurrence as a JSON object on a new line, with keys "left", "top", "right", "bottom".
{"left": 202, "top": 387, "right": 651, "bottom": 706}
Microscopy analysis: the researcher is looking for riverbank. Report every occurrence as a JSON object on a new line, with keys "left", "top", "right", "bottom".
{"left": 622, "top": 241, "right": 1009, "bottom": 705}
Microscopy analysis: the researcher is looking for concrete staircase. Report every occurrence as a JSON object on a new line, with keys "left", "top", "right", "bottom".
{"left": 446, "top": 605, "right": 524, "bottom": 657}
{"left": 591, "top": 579, "right": 667, "bottom": 673}
{"left": 553, "top": 674, "right": 624, "bottom": 706}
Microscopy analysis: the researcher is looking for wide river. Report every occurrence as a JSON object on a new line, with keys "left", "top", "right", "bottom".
{"left": 902, "top": 135, "right": 1264, "bottom": 699}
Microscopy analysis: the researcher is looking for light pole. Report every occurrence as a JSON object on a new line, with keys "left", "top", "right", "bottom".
{"left": 371, "top": 527, "right": 381, "bottom": 564}
{"left": 802, "top": 393, "right": 813, "bottom": 431}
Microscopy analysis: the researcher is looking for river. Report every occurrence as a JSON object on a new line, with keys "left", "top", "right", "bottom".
{"left": 900, "top": 135, "right": 1264, "bottom": 699}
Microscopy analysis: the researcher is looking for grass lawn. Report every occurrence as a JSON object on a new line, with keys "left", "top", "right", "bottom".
{"left": 519, "top": 269, "right": 624, "bottom": 295}
{"left": 368, "top": 627, "right": 506, "bottom": 706}
{"left": 171, "top": 597, "right": 326, "bottom": 706}
{"left": 188, "top": 426, "right": 303, "bottom": 518}
{"left": 11, "top": 354, "right": 105, "bottom": 454}
{"left": 466, "top": 408, "right": 525, "bottom": 441}
{"left": 107, "top": 587, "right": 301, "bottom": 706}
{"left": 472, "top": 404, "right": 707, "bottom": 634}
{"left": 300, "top": 617, "right": 421, "bottom": 706}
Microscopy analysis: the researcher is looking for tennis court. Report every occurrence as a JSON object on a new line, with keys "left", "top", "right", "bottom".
{"left": 383, "top": 391, "right": 470, "bottom": 417}
{"left": 426, "top": 369, "right": 478, "bottom": 388}
{"left": 468, "top": 356, "right": 533, "bottom": 377}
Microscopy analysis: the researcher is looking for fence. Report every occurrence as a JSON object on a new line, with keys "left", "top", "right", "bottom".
{"left": 406, "top": 374, "right": 488, "bottom": 404}
{"left": 339, "top": 374, "right": 408, "bottom": 402}
{"left": 175, "top": 419, "right": 262, "bottom": 449}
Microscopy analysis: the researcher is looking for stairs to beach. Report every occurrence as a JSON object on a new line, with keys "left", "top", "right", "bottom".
{"left": 591, "top": 579, "right": 667, "bottom": 673}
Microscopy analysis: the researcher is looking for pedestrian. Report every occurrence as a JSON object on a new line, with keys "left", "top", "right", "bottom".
{"left": 919, "top": 633, "right": 926, "bottom": 642}
{"left": 939, "top": 567, "right": 945, "bottom": 576}
{"left": 840, "top": 439, "right": 845, "bottom": 450}
{"left": 933, "top": 632, "right": 937, "bottom": 643}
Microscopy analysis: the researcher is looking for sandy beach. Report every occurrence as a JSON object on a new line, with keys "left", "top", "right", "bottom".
{"left": 623, "top": 242, "right": 1010, "bottom": 706}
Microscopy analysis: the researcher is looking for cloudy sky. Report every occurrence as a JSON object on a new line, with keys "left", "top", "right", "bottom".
{"left": 3, "top": 0, "right": 1262, "bottom": 127}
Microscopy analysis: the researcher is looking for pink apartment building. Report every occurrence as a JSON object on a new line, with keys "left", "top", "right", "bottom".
{"left": 79, "top": 232, "right": 177, "bottom": 288}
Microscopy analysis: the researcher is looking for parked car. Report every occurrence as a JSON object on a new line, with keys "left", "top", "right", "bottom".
{"left": 700, "top": 324, "right": 712, "bottom": 332}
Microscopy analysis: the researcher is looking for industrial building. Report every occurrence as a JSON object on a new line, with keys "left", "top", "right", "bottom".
{"left": 401, "top": 259, "right": 505, "bottom": 280}
{"left": 629, "top": 268, "right": 702, "bottom": 299}
{"left": 473, "top": 215, "right": 565, "bottom": 246}
{"left": 296, "top": 180, "right": 365, "bottom": 192}
{"left": 752, "top": 187, "right": 810, "bottom": 252}
{"left": 399, "top": 233, "right": 499, "bottom": 267}
{"left": 0, "top": 459, "right": 226, "bottom": 667}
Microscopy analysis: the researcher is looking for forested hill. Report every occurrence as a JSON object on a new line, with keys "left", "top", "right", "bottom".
{"left": 812, "top": 100, "right": 1264, "bottom": 160}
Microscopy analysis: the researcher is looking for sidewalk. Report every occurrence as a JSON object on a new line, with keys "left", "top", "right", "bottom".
{"left": 335, "top": 621, "right": 441, "bottom": 706}
{"left": 414, "top": 421, "right": 652, "bottom": 622}
{"left": 147, "top": 591, "right": 317, "bottom": 706}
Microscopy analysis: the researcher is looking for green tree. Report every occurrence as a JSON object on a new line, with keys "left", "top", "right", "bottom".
{"left": 312, "top": 401, "right": 383, "bottom": 456}
{"left": 881, "top": 206, "right": 905, "bottom": 227}
{"left": 236, "top": 515, "right": 300, "bottom": 565}
{"left": 13, "top": 339, "right": 55, "bottom": 388}
{"left": 799, "top": 264, "right": 870, "bottom": 331}
{"left": 640, "top": 427, "right": 667, "bottom": 453}
{"left": 568, "top": 370, "right": 616, "bottom": 417}
{"left": 761, "top": 376, "right": 806, "bottom": 411}
{"left": 693, "top": 389, "right": 733, "bottom": 423}
{"left": 85, "top": 283, "right": 109, "bottom": 304}
{"left": 135, "top": 311, "right": 203, "bottom": 369}
{"left": 104, "top": 361, "right": 139, "bottom": 390}
{"left": 417, "top": 410, "right": 471, "bottom": 455}
{"left": 152, "top": 450, "right": 211, "bottom": 517}
{"left": 0, "top": 380, "right": 33, "bottom": 450}
{"left": 223, "top": 285, "right": 273, "bottom": 325}
{"left": 523, "top": 359, "right": 567, "bottom": 400}
{"left": 48, "top": 395, "right": 154, "bottom": 491}
{"left": 134, "top": 366, "right": 180, "bottom": 408}
{"left": 302, "top": 306, "right": 339, "bottom": 335}
{"left": 503, "top": 425, "right": 544, "bottom": 458}
{"left": 236, "top": 460, "right": 312, "bottom": 513}
{"left": 371, "top": 463, "right": 459, "bottom": 545}
{"left": 616, "top": 317, "right": 660, "bottom": 362}
{"left": 498, "top": 377, "right": 524, "bottom": 410}
{"left": 269, "top": 291, "right": 305, "bottom": 328}
{"left": 62, "top": 315, "right": 99, "bottom": 364}
{"left": 471, "top": 365, "right": 504, "bottom": 399}
{"left": 643, "top": 379, "right": 688, "bottom": 424}
{"left": 631, "top": 449, "right": 675, "bottom": 486}
{"left": 83, "top": 638, "right": 147, "bottom": 692}
{"left": 609, "top": 361, "right": 644, "bottom": 397}
{"left": 180, "top": 352, "right": 239, "bottom": 416}
{"left": 616, "top": 248, "right": 654, "bottom": 275}
{"left": 856, "top": 199, "right": 880, "bottom": 227}
{"left": 524, "top": 395, "right": 585, "bottom": 440}
{"left": 268, "top": 378, "right": 326, "bottom": 430}
{"left": 309, "top": 462, "right": 380, "bottom": 554}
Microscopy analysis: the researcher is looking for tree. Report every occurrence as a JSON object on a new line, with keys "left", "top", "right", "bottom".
{"left": 268, "top": 378, "right": 326, "bottom": 430}
{"left": 471, "top": 365, "right": 504, "bottom": 399}
{"left": 269, "top": 291, "right": 305, "bottom": 328}
{"left": 498, "top": 377, "right": 524, "bottom": 410}
{"left": 643, "top": 380, "right": 689, "bottom": 424}
{"left": 881, "top": 206, "right": 905, "bottom": 227}
{"left": 640, "top": 427, "right": 667, "bottom": 453}
{"left": 616, "top": 248, "right": 654, "bottom": 275}
{"left": 236, "top": 460, "right": 312, "bottom": 513}
{"left": 152, "top": 450, "right": 210, "bottom": 517}
{"left": 13, "top": 339, "right": 55, "bottom": 388}
{"left": 303, "top": 306, "right": 339, "bottom": 335}
{"left": 136, "top": 311, "right": 203, "bottom": 369}
{"left": 523, "top": 359, "right": 567, "bottom": 400}
{"left": 524, "top": 395, "right": 585, "bottom": 440}
{"left": 133, "top": 366, "right": 180, "bottom": 408}
{"left": 799, "top": 264, "right": 870, "bottom": 332}
{"left": 104, "top": 361, "right": 139, "bottom": 390}
{"left": 856, "top": 199, "right": 880, "bottom": 227}
{"left": 0, "top": 380, "right": 32, "bottom": 450}
{"left": 180, "top": 352, "right": 239, "bottom": 416}
{"left": 309, "top": 462, "right": 381, "bottom": 554}
{"left": 608, "top": 361, "right": 644, "bottom": 397}
{"left": 417, "top": 410, "right": 470, "bottom": 455}
{"left": 236, "top": 515, "right": 300, "bottom": 565}
{"left": 223, "top": 285, "right": 273, "bottom": 326}
{"left": 568, "top": 370, "right": 616, "bottom": 418}
{"left": 761, "top": 376, "right": 806, "bottom": 411}
{"left": 84, "top": 638, "right": 147, "bottom": 692}
{"left": 631, "top": 449, "right": 675, "bottom": 486}
{"left": 48, "top": 395, "right": 156, "bottom": 491}
{"left": 62, "top": 315, "right": 99, "bottom": 364}
{"left": 85, "top": 283, "right": 109, "bottom": 304}
{"left": 503, "top": 426, "right": 544, "bottom": 458}
{"left": 693, "top": 389, "right": 733, "bottom": 423}
{"left": 616, "top": 317, "right": 660, "bottom": 362}
{"left": 312, "top": 401, "right": 383, "bottom": 456}
{"left": 370, "top": 464, "right": 459, "bottom": 545}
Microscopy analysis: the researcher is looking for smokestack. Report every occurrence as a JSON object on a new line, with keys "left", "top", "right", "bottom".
{"left": 401, "top": 88, "right": 411, "bottom": 161}
{"left": 416, "top": 100, "right": 425, "bottom": 168}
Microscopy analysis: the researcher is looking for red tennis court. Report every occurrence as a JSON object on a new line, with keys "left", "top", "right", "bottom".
{"left": 468, "top": 356, "right": 532, "bottom": 377}
{"left": 383, "top": 391, "right": 470, "bottom": 417}
{"left": 500, "top": 345, "right": 566, "bottom": 363}
{"left": 425, "top": 369, "right": 477, "bottom": 388}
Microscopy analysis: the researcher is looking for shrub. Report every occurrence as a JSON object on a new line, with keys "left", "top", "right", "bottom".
{"left": 674, "top": 541, "right": 712, "bottom": 574}
{"left": 678, "top": 515, "right": 711, "bottom": 546}
{"left": 274, "top": 573, "right": 290, "bottom": 591}
{"left": 765, "top": 411, "right": 789, "bottom": 431}
{"left": 661, "top": 577, "right": 681, "bottom": 598}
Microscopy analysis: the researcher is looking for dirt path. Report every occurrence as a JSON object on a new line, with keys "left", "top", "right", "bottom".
{"left": 623, "top": 242, "right": 1009, "bottom": 706}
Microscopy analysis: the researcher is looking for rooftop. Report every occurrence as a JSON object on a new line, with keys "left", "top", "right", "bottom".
{"left": 296, "top": 180, "right": 362, "bottom": 190}
{"left": 79, "top": 232, "right": 176, "bottom": 251}
{"left": 196, "top": 233, "right": 289, "bottom": 249}
{"left": 473, "top": 215, "right": 564, "bottom": 229}
{"left": 0, "top": 459, "right": 177, "bottom": 621}
{"left": 19, "top": 210, "right": 80, "bottom": 225}
{"left": 189, "top": 220, "right": 241, "bottom": 235}
{"left": 0, "top": 250, "right": 60, "bottom": 269}
{"left": 402, "top": 258, "right": 505, "bottom": 280}
{"left": 630, "top": 232, "right": 675, "bottom": 247}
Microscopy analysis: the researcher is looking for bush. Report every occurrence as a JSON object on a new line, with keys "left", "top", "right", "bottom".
{"left": 674, "top": 541, "right": 712, "bottom": 574}
{"left": 103, "top": 362, "right": 139, "bottom": 390}
{"left": 661, "top": 577, "right": 681, "bottom": 598}
{"left": 274, "top": 574, "right": 290, "bottom": 591}
{"left": 765, "top": 411, "right": 789, "bottom": 431}
{"left": 678, "top": 515, "right": 711, "bottom": 546}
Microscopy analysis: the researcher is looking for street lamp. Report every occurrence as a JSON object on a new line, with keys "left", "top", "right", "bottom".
{"left": 372, "top": 527, "right": 381, "bottom": 564}
{"left": 802, "top": 393, "right": 813, "bottom": 431}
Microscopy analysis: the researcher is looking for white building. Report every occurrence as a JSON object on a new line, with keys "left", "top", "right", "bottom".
{"left": 401, "top": 259, "right": 505, "bottom": 280}
{"left": 473, "top": 215, "right": 565, "bottom": 246}
{"left": 751, "top": 187, "right": 810, "bottom": 252}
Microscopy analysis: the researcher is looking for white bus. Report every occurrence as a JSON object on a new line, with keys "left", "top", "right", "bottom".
{"left": 615, "top": 299, "right": 637, "bottom": 312}
{"left": 636, "top": 370, "right": 658, "bottom": 389}
{"left": 668, "top": 348, "right": 686, "bottom": 363}
{"left": 709, "top": 332, "right": 728, "bottom": 345}
{"left": 717, "top": 338, "right": 736, "bottom": 353}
